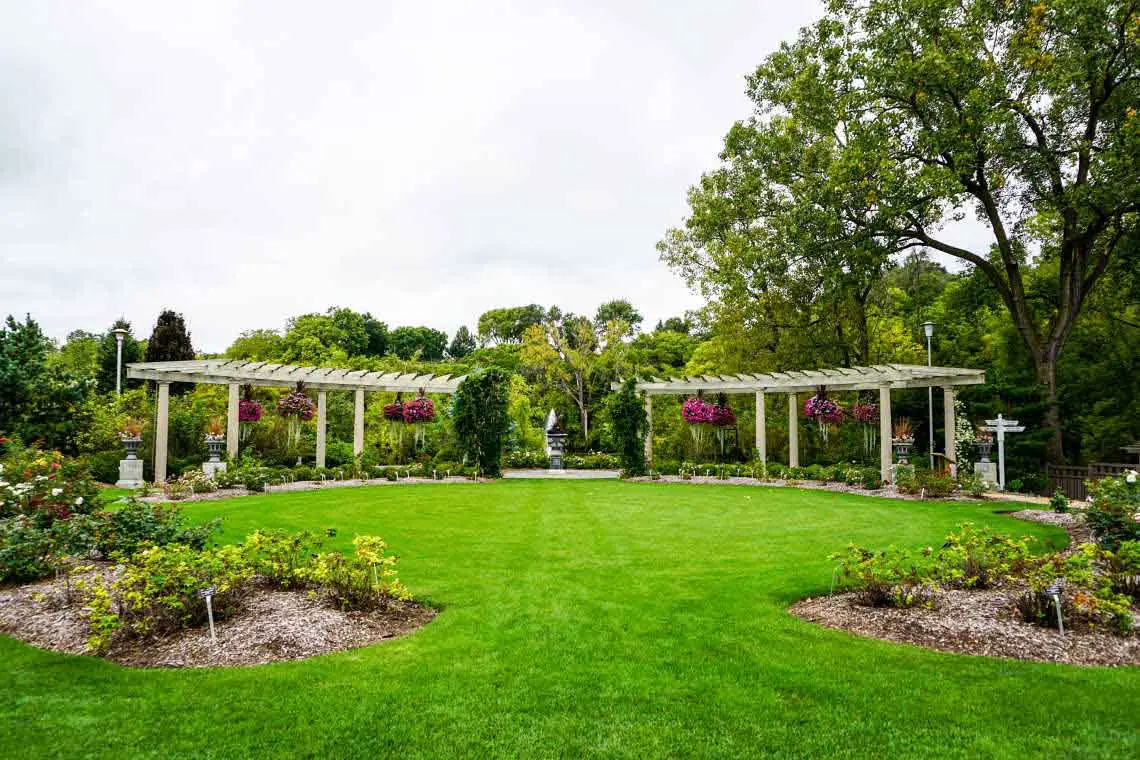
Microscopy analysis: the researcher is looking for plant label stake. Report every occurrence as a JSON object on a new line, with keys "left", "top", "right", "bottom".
{"left": 199, "top": 586, "right": 217, "bottom": 643}
{"left": 1045, "top": 580, "right": 1064, "bottom": 636}
{"left": 981, "top": 415, "right": 1026, "bottom": 491}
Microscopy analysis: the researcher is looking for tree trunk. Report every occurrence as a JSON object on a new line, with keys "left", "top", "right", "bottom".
{"left": 1035, "top": 351, "right": 1064, "bottom": 465}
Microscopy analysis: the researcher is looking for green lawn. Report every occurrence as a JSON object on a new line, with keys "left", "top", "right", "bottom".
{"left": 2, "top": 481, "right": 1137, "bottom": 758}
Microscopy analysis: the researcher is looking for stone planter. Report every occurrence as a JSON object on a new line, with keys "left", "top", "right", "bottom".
{"left": 205, "top": 436, "right": 225, "bottom": 463}
{"left": 121, "top": 436, "right": 142, "bottom": 460}
{"left": 976, "top": 440, "right": 993, "bottom": 463}
{"left": 892, "top": 438, "right": 914, "bottom": 464}
{"left": 117, "top": 436, "right": 144, "bottom": 488}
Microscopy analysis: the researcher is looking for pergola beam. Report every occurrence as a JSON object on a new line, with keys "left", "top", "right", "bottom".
{"left": 613, "top": 364, "right": 985, "bottom": 395}
{"left": 126, "top": 360, "right": 464, "bottom": 393}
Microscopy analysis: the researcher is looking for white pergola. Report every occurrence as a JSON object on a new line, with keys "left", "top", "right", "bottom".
{"left": 615, "top": 364, "right": 986, "bottom": 484}
{"left": 126, "top": 360, "right": 465, "bottom": 482}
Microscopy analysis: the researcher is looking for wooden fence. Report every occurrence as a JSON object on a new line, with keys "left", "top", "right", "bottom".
{"left": 1046, "top": 462, "right": 1134, "bottom": 500}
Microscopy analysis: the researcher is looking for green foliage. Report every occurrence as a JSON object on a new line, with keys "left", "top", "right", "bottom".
{"left": 447, "top": 325, "right": 477, "bottom": 359}
{"left": 1050, "top": 489, "right": 1070, "bottom": 514}
{"left": 143, "top": 310, "right": 195, "bottom": 394}
{"left": 95, "top": 319, "right": 144, "bottom": 394}
{"left": 453, "top": 369, "right": 511, "bottom": 477}
{"left": 607, "top": 380, "right": 647, "bottom": 476}
{"left": 304, "top": 535, "right": 410, "bottom": 611}
{"left": 0, "top": 517, "right": 57, "bottom": 582}
{"left": 938, "top": 524, "right": 1035, "bottom": 590}
{"left": 242, "top": 529, "right": 324, "bottom": 589}
{"left": 829, "top": 544, "right": 937, "bottom": 608}
{"left": 477, "top": 304, "right": 546, "bottom": 345}
{"left": 93, "top": 499, "right": 220, "bottom": 558}
{"left": 388, "top": 326, "right": 447, "bottom": 361}
{"left": 85, "top": 543, "right": 253, "bottom": 650}
{"left": 1084, "top": 472, "right": 1140, "bottom": 548}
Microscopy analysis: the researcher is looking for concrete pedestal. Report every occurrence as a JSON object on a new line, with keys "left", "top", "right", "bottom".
{"left": 203, "top": 461, "right": 228, "bottom": 479}
{"left": 975, "top": 461, "right": 998, "bottom": 489}
{"left": 116, "top": 459, "right": 144, "bottom": 488}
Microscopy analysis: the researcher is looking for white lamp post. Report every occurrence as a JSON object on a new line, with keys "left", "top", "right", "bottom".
{"left": 923, "top": 321, "right": 935, "bottom": 462}
{"left": 113, "top": 328, "right": 128, "bottom": 396}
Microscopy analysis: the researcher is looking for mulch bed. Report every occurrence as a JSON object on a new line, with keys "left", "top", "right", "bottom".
{"left": 0, "top": 566, "right": 435, "bottom": 668}
{"left": 790, "top": 510, "right": 1139, "bottom": 667}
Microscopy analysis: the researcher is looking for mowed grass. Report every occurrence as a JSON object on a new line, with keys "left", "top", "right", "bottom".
{"left": 2, "top": 481, "right": 1138, "bottom": 758}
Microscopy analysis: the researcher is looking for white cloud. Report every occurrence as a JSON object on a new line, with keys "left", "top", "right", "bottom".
{"left": 0, "top": 0, "right": 827, "bottom": 350}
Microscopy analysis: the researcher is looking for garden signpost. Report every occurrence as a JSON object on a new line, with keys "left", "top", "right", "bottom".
{"left": 981, "top": 415, "right": 1025, "bottom": 492}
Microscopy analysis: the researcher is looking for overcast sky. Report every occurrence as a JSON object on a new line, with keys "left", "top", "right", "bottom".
{"left": 1, "top": 1, "right": 838, "bottom": 352}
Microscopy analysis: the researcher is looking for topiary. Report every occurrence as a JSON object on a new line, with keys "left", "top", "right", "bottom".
{"left": 607, "top": 379, "right": 648, "bottom": 477}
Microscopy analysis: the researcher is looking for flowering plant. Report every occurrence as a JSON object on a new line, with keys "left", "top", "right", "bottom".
{"left": 710, "top": 404, "right": 736, "bottom": 428}
{"left": 0, "top": 449, "right": 99, "bottom": 525}
{"left": 803, "top": 395, "right": 844, "bottom": 424}
{"left": 119, "top": 419, "right": 144, "bottom": 440}
{"left": 383, "top": 402, "right": 406, "bottom": 422}
{"left": 804, "top": 388, "right": 844, "bottom": 443}
{"left": 402, "top": 397, "right": 436, "bottom": 424}
{"left": 852, "top": 401, "right": 878, "bottom": 424}
{"left": 277, "top": 391, "right": 315, "bottom": 421}
{"left": 238, "top": 400, "right": 263, "bottom": 423}
{"left": 681, "top": 397, "right": 715, "bottom": 424}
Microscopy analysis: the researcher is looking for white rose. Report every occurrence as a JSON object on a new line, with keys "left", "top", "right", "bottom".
{"left": 74, "top": 496, "right": 84, "bottom": 506}
{"left": 1126, "top": 470, "right": 1137, "bottom": 484}
{"left": 51, "top": 488, "right": 63, "bottom": 497}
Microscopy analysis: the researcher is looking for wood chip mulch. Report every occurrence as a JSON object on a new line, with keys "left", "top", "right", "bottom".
{"left": 790, "top": 510, "right": 1139, "bottom": 667}
{"left": 0, "top": 567, "right": 436, "bottom": 668}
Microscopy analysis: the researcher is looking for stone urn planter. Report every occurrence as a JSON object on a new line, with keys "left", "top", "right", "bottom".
{"left": 121, "top": 436, "right": 143, "bottom": 460}
{"left": 976, "top": 438, "right": 993, "bottom": 462}
{"left": 205, "top": 435, "right": 225, "bottom": 463}
{"left": 892, "top": 437, "right": 914, "bottom": 464}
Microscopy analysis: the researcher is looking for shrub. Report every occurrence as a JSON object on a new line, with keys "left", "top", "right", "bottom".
{"left": 303, "top": 535, "right": 410, "bottom": 611}
{"left": 1084, "top": 473, "right": 1140, "bottom": 549}
{"left": 503, "top": 450, "right": 550, "bottom": 469}
{"left": 1106, "top": 540, "right": 1140, "bottom": 601}
{"left": 243, "top": 530, "right": 323, "bottom": 589}
{"left": 766, "top": 462, "right": 787, "bottom": 480}
{"left": 608, "top": 379, "right": 648, "bottom": 477}
{"left": 1050, "top": 489, "right": 1070, "bottom": 514}
{"left": 0, "top": 516, "right": 56, "bottom": 582}
{"left": 453, "top": 369, "right": 511, "bottom": 478}
{"left": 94, "top": 498, "right": 220, "bottom": 558}
{"left": 0, "top": 449, "right": 101, "bottom": 526}
{"left": 85, "top": 543, "right": 254, "bottom": 651}
{"left": 829, "top": 544, "right": 937, "bottom": 607}
{"left": 938, "top": 524, "right": 1035, "bottom": 589}
{"left": 956, "top": 470, "right": 987, "bottom": 497}
{"left": 860, "top": 468, "right": 882, "bottom": 490}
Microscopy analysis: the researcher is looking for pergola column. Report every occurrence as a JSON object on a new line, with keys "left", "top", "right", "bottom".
{"left": 643, "top": 394, "right": 652, "bottom": 465}
{"left": 154, "top": 381, "right": 170, "bottom": 483}
{"left": 787, "top": 393, "right": 799, "bottom": 468}
{"left": 755, "top": 391, "right": 767, "bottom": 466}
{"left": 943, "top": 387, "right": 956, "bottom": 476}
{"left": 226, "top": 383, "right": 239, "bottom": 460}
{"left": 879, "top": 386, "right": 893, "bottom": 484}
{"left": 316, "top": 390, "right": 327, "bottom": 469}
{"left": 353, "top": 389, "right": 365, "bottom": 459}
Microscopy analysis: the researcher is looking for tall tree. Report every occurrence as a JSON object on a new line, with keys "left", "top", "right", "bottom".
{"left": 389, "top": 326, "right": 448, "bottom": 361}
{"left": 448, "top": 325, "right": 477, "bottom": 359}
{"left": 477, "top": 305, "right": 546, "bottom": 345}
{"left": 96, "top": 318, "right": 143, "bottom": 393}
{"left": 520, "top": 309, "right": 631, "bottom": 443}
{"left": 594, "top": 299, "right": 644, "bottom": 333}
{"left": 226, "top": 328, "right": 283, "bottom": 361}
{"left": 667, "top": 0, "right": 1139, "bottom": 462}
{"left": 145, "top": 310, "right": 195, "bottom": 394}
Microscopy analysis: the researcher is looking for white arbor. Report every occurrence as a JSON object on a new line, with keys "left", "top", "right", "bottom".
{"left": 616, "top": 364, "right": 986, "bottom": 484}
{"left": 127, "top": 360, "right": 464, "bottom": 482}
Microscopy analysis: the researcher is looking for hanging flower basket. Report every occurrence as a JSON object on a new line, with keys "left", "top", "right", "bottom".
{"left": 383, "top": 402, "right": 405, "bottom": 423}
{"left": 238, "top": 400, "right": 263, "bottom": 423}
{"left": 804, "top": 388, "right": 844, "bottom": 443}
{"left": 853, "top": 400, "right": 878, "bottom": 456}
{"left": 682, "top": 397, "right": 714, "bottom": 457}
{"left": 277, "top": 392, "right": 315, "bottom": 421}
{"left": 403, "top": 396, "right": 436, "bottom": 447}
